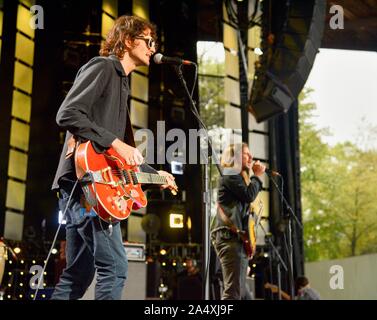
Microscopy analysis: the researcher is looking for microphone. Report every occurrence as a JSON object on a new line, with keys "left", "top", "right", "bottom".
{"left": 153, "top": 53, "right": 194, "bottom": 65}
{"left": 265, "top": 168, "right": 281, "bottom": 177}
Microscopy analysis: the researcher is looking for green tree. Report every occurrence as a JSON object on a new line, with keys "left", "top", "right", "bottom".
{"left": 299, "top": 89, "right": 377, "bottom": 261}
{"left": 329, "top": 143, "right": 377, "bottom": 256}
{"left": 299, "top": 89, "right": 343, "bottom": 261}
{"left": 198, "top": 55, "right": 226, "bottom": 130}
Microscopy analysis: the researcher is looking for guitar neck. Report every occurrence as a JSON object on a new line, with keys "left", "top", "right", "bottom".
{"left": 133, "top": 172, "right": 167, "bottom": 185}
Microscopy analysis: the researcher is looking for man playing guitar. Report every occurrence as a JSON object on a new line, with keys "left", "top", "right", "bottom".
{"left": 211, "top": 143, "right": 265, "bottom": 300}
{"left": 51, "top": 16, "right": 176, "bottom": 300}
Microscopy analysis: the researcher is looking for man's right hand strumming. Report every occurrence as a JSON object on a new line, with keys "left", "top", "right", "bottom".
{"left": 111, "top": 138, "right": 144, "bottom": 166}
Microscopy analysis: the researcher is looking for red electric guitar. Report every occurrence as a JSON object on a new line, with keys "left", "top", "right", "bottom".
{"left": 74, "top": 141, "right": 178, "bottom": 223}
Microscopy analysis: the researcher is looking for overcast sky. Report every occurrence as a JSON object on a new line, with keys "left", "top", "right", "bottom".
{"left": 304, "top": 49, "right": 377, "bottom": 150}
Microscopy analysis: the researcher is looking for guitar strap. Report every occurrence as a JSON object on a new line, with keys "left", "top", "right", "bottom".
{"left": 65, "top": 135, "right": 78, "bottom": 159}
{"left": 79, "top": 172, "right": 97, "bottom": 207}
{"left": 217, "top": 203, "right": 255, "bottom": 258}
{"left": 217, "top": 203, "right": 245, "bottom": 238}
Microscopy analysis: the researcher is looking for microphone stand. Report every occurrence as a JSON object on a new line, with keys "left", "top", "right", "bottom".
{"left": 259, "top": 223, "right": 288, "bottom": 300}
{"left": 267, "top": 172, "right": 303, "bottom": 300}
{"left": 172, "top": 64, "right": 223, "bottom": 300}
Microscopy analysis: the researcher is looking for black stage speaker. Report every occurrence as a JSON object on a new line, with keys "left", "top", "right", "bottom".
{"left": 250, "top": 0, "right": 326, "bottom": 122}
{"left": 250, "top": 71, "right": 295, "bottom": 123}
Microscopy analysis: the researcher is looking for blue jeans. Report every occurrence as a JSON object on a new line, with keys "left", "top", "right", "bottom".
{"left": 51, "top": 181, "right": 128, "bottom": 300}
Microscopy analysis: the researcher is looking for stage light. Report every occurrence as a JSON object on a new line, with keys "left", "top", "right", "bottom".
{"left": 8, "top": 284, "right": 11, "bottom": 287}
{"left": 9, "top": 261, "right": 12, "bottom": 264}
{"left": 14, "top": 247, "right": 21, "bottom": 254}
{"left": 32, "top": 260, "right": 36, "bottom": 264}
{"left": 252, "top": 274, "right": 256, "bottom": 278}
{"left": 158, "top": 285, "right": 168, "bottom": 293}
{"left": 42, "top": 294, "right": 46, "bottom": 298}
{"left": 264, "top": 253, "right": 269, "bottom": 258}
{"left": 254, "top": 47, "right": 263, "bottom": 56}
{"left": 171, "top": 161, "right": 184, "bottom": 175}
{"left": 160, "top": 284, "right": 164, "bottom": 287}
{"left": 169, "top": 213, "right": 184, "bottom": 228}
{"left": 162, "top": 262, "right": 166, "bottom": 267}
{"left": 7, "top": 295, "right": 11, "bottom": 299}
{"left": 252, "top": 264, "right": 257, "bottom": 268}
{"left": 172, "top": 261, "right": 177, "bottom": 267}
{"left": 19, "top": 294, "right": 23, "bottom": 298}
{"left": 187, "top": 216, "right": 192, "bottom": 231}
{"left": 52, "top": 248, "right": 58, "bottom": 255}
{"left": 160, "top": 249, "right": 167, "bottom": 256}
{"left": 20, "top": 272, "right": 24, "bottom": 275}
{"left": 19, "top": 283, "right": 23, "bottom": 287}
{"left": 20, "top": 260, "right": 24, "bottom": 264}
{"left": 183, "top": 262, "right": 186, "bottom": 267}
{"left": 30, "top": 294, "right": 34, "bottom": 298}
{"left": 8, "top": 272, "right": 12, "bottom": 276}
{"left": 44, "top": 272, "right": 47, "bottom": 275}
{"left": 58, "top": 210, "right": 67, "bottom": 225}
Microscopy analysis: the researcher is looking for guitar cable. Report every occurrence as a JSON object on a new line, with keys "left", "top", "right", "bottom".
{"left": 34, "top": 178, "right": 79, "bottom": 300}
{"left": 89, "top": 174, "right": 114, "bottom": 238}
{"left": 34, "top": 173, "right": 120, "bottom": 301}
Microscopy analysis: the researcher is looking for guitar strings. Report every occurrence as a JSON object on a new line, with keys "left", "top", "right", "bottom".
{"left": 108, "top": 170, "right": 167, "bottom": 183}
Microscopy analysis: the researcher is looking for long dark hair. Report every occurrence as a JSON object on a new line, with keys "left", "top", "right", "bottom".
{"left": 100, "top": 15, "right": 157, "bottom": 59}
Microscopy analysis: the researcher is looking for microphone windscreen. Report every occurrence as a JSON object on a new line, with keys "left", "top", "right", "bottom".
{"left": 153, "top": 53, "right": 163, "bottom": 64}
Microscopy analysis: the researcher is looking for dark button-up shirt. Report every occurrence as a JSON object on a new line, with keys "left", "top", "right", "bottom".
{"left": 211, "top": 170, "right": 263, "bottom": 234}
{"left": 52, "top": 55, "right": 135, "bottom": 190}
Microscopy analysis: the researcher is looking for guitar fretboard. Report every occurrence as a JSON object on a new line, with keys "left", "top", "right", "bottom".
{"left": 133, "top": 172, "right": 167, "bottom": 185}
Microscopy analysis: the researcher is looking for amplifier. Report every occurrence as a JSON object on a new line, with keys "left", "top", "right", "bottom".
{"left": 124, "top": 242, "right": 145, "bottom": 261}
